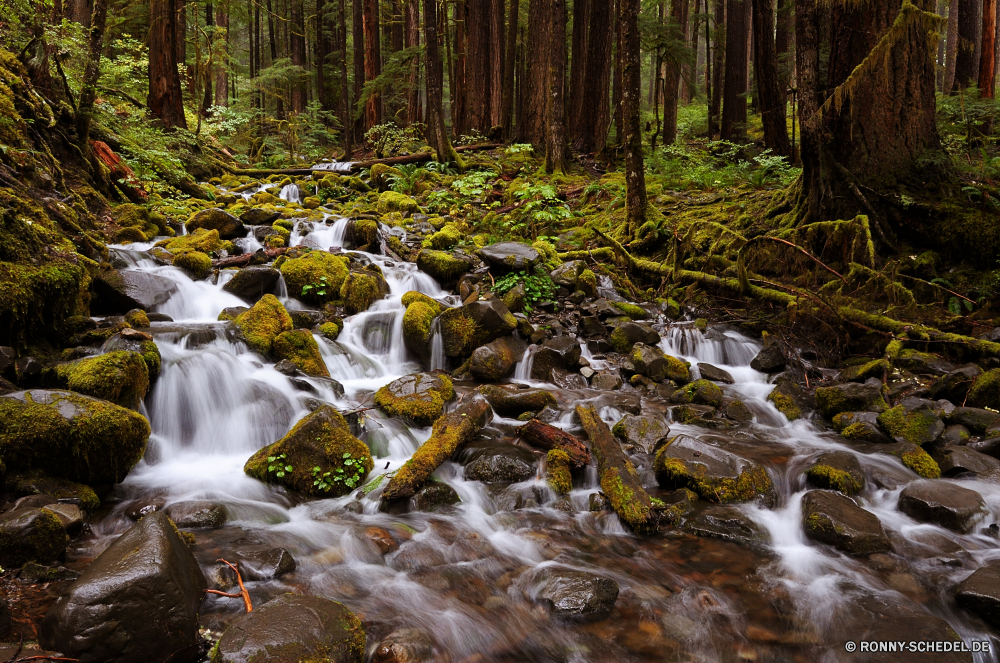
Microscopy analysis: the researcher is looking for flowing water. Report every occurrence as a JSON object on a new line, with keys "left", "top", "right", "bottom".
{"left": 88, "top": 221, "right": 1000, "bottom": 662}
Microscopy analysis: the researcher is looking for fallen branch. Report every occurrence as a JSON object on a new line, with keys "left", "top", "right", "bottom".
{"left": 205, "top": 558, "right": 253, "bottom": 612}
{"left": 516, "top": 419, "right": 591, "bottom": 469}
{"left": 212, "top": 247, "right": 287, "bottom": 268}
{"left": 556, "top": 247, "right": 615, "bottom": 262}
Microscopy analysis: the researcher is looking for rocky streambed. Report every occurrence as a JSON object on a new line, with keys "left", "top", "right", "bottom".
{"left": 2, "top": 182, "right": 1000, "bottom": 662}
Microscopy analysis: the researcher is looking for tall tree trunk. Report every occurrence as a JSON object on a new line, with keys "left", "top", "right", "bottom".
{"left": 268, "top": 0, "right": 285, "bottom": 117}
{"left": 546, "top": 0, "right": 568, "bottom": 172}
{"left": 945, "top": 0, "right": 960, "bottom": 91}
{"left": 149, "top": 0, "right": 187, "bottom": 128}
{"left": 955, "top": 0, "right": 982, "bottom": 89}
{"left": 575, "top": 0, "right": 614, "bottom": 152}
{"left": 177, "top": 0, "right": 188, "bottom": 93}
{"left": 568, "top": 0, "right": 591, "bottom": 142}
{"left": 353, "top": 0, "right": 364, "bottom": 137}
{"left": 500, "top": 0, "right": 519, "bottom": 138}
{"left": 721, "top": 0, "right": 750, "bottom": 139}
{"left": 518, "top": 0, "right": 551, "bottom": 146}
{"left": 621, "top": 0, "right": 647, "bottom": 236}
{"left": 317, "top": 0, "right": 329, "bottom": 110}
{"left": 981, "top": 0, "right": 997, "bottom": 96}
{"left": 490, "top": 0, "right": 505, "bottom": 128}
{"left": 752, "top": 0, "right": 790, "bottom": 154}
{"left": 686, "top": 0, "right": 700, "bottom": 102}
{"left": 452, "top": 1, "right": 468, "bottom": 137}
{"left": 76, "top": 0, "right": 109, "bottom": 149}
{"left": 341, "top": 0, "right": 353, "bottom": 155}
{"left": 405, "top": 0, "right": 422, "bottom": 124}
{"left": 290, "top": 0, "right": 307, "bottom": 112}
{"left": 709, "top": 0, "right": 725, "bottom": 136}
{"left": 25, "top": 0, "right": 57, "bottom": 102}
{"left": 705, "top": 0, "right": 713, "bottom": 116}
{"left": 68, "top": 0, "right": 93, "bottom": 25}
{"left": 363, "top": 0, "right": 382, "bottom": 128}
{"left": 214, "top": 2, "right": 229, "bottom": 106}
{"left": 466, "top": 0, "right": 492, "bottom": 132}
{"left": 663, "top": 0, "right": 690, "bottom": 144}
{"left": 424, "top": 0, "right": 461, "bottom": 164}
{"left": 613, "top": 0, "right": 623, "bottom": 144}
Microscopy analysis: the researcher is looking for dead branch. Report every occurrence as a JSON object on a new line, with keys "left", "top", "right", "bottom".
{"left": 743, "top": 235, "right": 848, "bottom": 285}
{"left": 205, "top": 559, "right": 253, "bottom": 612}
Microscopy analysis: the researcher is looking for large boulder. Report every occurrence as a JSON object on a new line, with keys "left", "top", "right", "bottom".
{"left": 479, "top": 241, "right": 541, "bottom": 273}
{"left": 749, "top": 344, "right": 785, "bottom": 373}
{"left": 377, "top": 191, "right": 420, "bottom": 214}
{"left": 402, "top": 294, "right": 445, "bottom": 363}
{"left": 0, "top": 507, "right": 68, "bottom": 568}
{"left": 519, "top": 567, "right": 619, "bottom": 621}
{"left": 948, "top": 406, "right": 1000, "bottom": 433}
{"left": 92, "top": 270, "right": 178, "bottom": 314}
{"left": 0, "top": 390, "right": 148, "bottom": 486}
{"left": 875, "top": 403, "right": 944, "bottom": 445}
{"left": 340, "top": 268, "right": 390, "bottom": 314}
{"left": 934, "top": 445, "right": 1000, "bottom": 478}
{"left": 897, "top": 480, "right": 986, "bottom": 533}
{"left": 103, "top": 330, "right": 162, "bottom": 382}
{"left": 550, "top": 261, "right": 584, "bottom": 288}
{"left": 210, "top": 593, "right": 365, "bottom": 663}
{"left": 815, "top": 378, "right": 888, "bottom": 419}
{"left": 804, "top": 451, "right": 864, "bottom": 494}
{"left": 800, "top": 490, "right": 890, "bottom": 555}
{"left": 470, "top": 335, "right": 527, "bottom": 382}
{"left": 609, "top": 322, "right": 660, "bottom": 353}
{"left": 956, "top": 561, "right": 1000, "bottom": 628}
{"left": 670, "top": 378, "right": 723, "bottom": 406}
{"left": 654, "top": 436, "right": 775, "bottom": 506}
{"left": 697, "top": 363, "right": 734, "bottom": 384}
{"left": 55, "top": 351, "right": 150, "bottom": 409}
{"left": 612, "top": 414, "right": 670, "bottom": 454}
{"left": 967, "top": 368, "right": 1000, "bottom": 410}
{"left": 479, "top": 385, "right": 556, "bottom": 417}
{"left": 929, "top": 364, "right": 984, "bottom": 403}
{"left": 233, "top": 294, "right": 294, "bottom": 354}
{"left": 439, "top": 300, "right": 517, "bottom": 358}
{"left": 245, "top": 405, "right": 373, "bottom": 497}
{"left": 222, "top": 265, "right": 281, "bottom": 303}
{"left": 374, "top": 373, "right": 455, "bottom": 426}
{"left": 415, "top": 249, "right": 478, "bottom": 287}
{"left": 530, "top": 336, "right": 582, "bottom": 381}
{"left": 185, "top": 208, "right": 246, "bottom": 239}
{"left": 272, "top": 329, "right": 330, "bottom": 377}
{"left": 631, "top": 343, "right": 689, "bottom": 383}
{"left": 461, "top": 443, "right": 537, "bottom": 484}
{"left": 239, "top": 207, "right": 282, "bottom": 225}
{"left": 279, "top": 250, "right": 350, "bottom": 305}
{"left": 39, "top": 512, "right": 207, "bottom": 663}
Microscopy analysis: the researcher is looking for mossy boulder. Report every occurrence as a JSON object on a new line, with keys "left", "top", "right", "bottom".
{"left": 801, "top": 490, "right": 890, "bottom": 555}
{"left": 369, "top": 163, "right": 404, "bottom": 190}
{"left": 157, "top": 228, "right": 231, "bottom": 255}
{"left": 670, "top": 378, "right": 722, "bottom": 407}
{"left": 0, "top": 507, "right": 68, "bottom": 568}
{"left": 815, "top": 379, "right": 888, "bottom": 419}
{"left": 124, "top": 309, "right": 149, "bottom": 328}
{"left": 185, "top": 208, "right": 247, "bottom": 239}
{"left": 469, "top": 335, "right": 527, "bottom": 382}
{"left": 6, "top": 471, "right": 100, "bottom": 512}
{"left": 344, "top": 218, "right": 380, "bottom": 252}
{"left": 279, "top": 250, "right": 350, "bottom": 304}
{"left": 240, "top": 207, "right": 282, "bottom": 225}
{"left": 767, "top": 381, "right": 807, "bottom": 421}
{"left": 426, "top": 223, "right": 462, "bottom": 250}
{"left": 402, "top": 300, "right": 443, "bottom": 363}
{"left": 654, "top": 436, "right": 776, "bottom": 506}
{"left": 104, "top": 330, "right": 162, "bottom": 383}
{"left": 630, "top": 343, "right": 689, "bottom": 383}
{"left": 416, "top": 249, "right": 477, "bottom": 286}
{"left": 840, "top": 359, "right": 889, "bottom": 383}
{"left": 546, "top": 449, "right": 573, "bottom": 494}
{"left": 439, "top": 300, "right": 518, "bottom": 358}
{"left": 612, "top": 301, "right": 648, "bottom": 320}
{"left": 233, "top": 294, "right": 294, "bottom": 354}
{"left": 611, "top": 414, "right": 670, "bottom": 454}
{"left": 272, "top": 330, "right": 330, "bottom": 377}
{"left": 244, "top": 405, "right": 373, "bottom": 497}
{"left": 804, "top": 451, "right": 865, "bottom": 495}
{"left": 374, "top": 373, "right": 455, "bottom": 426}
{"left": 222, "top": 265, "right": 281, "bottom": 303}
{"left": 340, "top": 268, "right": 390, "bottom": 314}
{"left": 609, "top": 321, "right": 660, "bottom": 354}
{"left": 55, "top": 350, "right": 150, "bottom": 409}
{"left": 479, "top": 384, "right": 557, "bottom": 417}
{"left": 0, "top": 390, "right": 149, "bottom": 486}
{"left": 318, "top": 320, "right": 342, "bottom": 341}
{"left": 967, "top": 369, "right": 1000, "bottom": 410}
{"left": 401, "top": 291, "right": 444, "bottom": 310}
{"left": 377, "top": 191, "right": 421, "bottom": 214}
{"left": 876, "top": 404, "right": 945, "bottom": 445}
{"left": 172, "top": 250, "right": 212, "bottom": 279}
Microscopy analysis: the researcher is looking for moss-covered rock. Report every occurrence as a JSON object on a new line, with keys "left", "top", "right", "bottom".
{"left": 280, "top": 250, "right": 350, "bottom": 304}
{"left": 804, "top": 452, "right": 865, "bottom": 495}
{"left": 233, "top": 294, "right": 294, "bottom": 354}
{"left": 577, "top": 269, "right": 598, "bottom": 298}
{"left": 427, "top": 223, "right": 462, "bottom": 250}
{"left": 670, "top": 378, "right": 723, "bottom": 407}
{"left": 402, "top": 301, "right": 442, "bottom": 362}
{"left": 815, "top": 379, "right": 888, "bottom": 419}
{"left": 369, "top": 163, "right": 404, "bottom": 190}
{"left": 172, "top": 250, "right": 213, "bottom": 279}
{"left": 103, "top": 331, "right": 162, "bottom": 383}
{"left": 374, "top": 373, "right": 455, "bottom": 426}
{"left": 6, "top": 471, "right": 100, "bottom": 512}
{"left": 967, "top": 369, "right": 1000, "bottom": 410}
{"left": 767, "top": 381, "right": 809, "bottom": 421}
{"left": 55, "top": 350, "right": 150, "bottom": 409}
{"left": 377, "top": 191, "right": 421, "bottom": 215}
{"left": 401, "top": 291, "right": 445, "bottom": 311}
{"left": 340, "top": 269, "right": 390, "bottom": 314}
{"left": 318, "top": 320, "right": 342, "bottom": 341}
{"left": 415, "top": 249, "right": 477, "bottom": 286}
{"left": 840, "top": 359, "right": 889, "bottom": 383}
{"left": 609, "top": 321, "right": 661, "bottom": 354}
{"left": 654, "top": 436, "right": 775, "bottom": 506}
{"left": 0, "top": 389, "right": 149, "bottom": 486}
{"left": 612, "top": 301, "right": 648, "bottom": 320}
{"left": 478, "top": 384, "right": 557, "bottom": 417}
{"left": 185, "top": 208, "right": 246, "bottom": 239}
{"left": 157, "top": 228, "right": 231, "bottom": 255}
{"left": 0, "top": 506, "right": 68, "bottom": 568}
{"left": 438, "top": 300, "right": 518, "bottom": 358}
{"left": 124, "top": 309, "right": 149, "bottom": 328}
{"left": 876, "top": 405, "right": 944, "bottom": 445}
{"left": 469, "top": 335, "right": 527, "bottom": 382}
{"left": 272, "top": 330, "right": 330, "bottom": 377}
{"left": 630, "top": 343, "right": 689, "bottom": 383}
{"left": 546, "top": 449, "right": 572, "bottom": 494}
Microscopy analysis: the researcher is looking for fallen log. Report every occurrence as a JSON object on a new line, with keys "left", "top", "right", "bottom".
{"left": 556, "top": 247, "right": 615, "bottom": 262}
{"left": 212, "top": 247, "right": 287, "bottom": 268}
{"left": 575, "top": 404, "right": 658, "bottom": 534}
{"left": 516, "top": 419, "right": 591, "bottom": 469}
{"left": 380, "top": 396, "right": 492, "bottom": 501}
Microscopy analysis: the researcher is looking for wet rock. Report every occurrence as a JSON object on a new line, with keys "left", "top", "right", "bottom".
{"left": 578, "top": 315, "right": 606, "bottom": 338}
{"left": 815, "top": 378, "right": 888, "bottom": 418}
{"left": 520, "top": 567, "right": 619, "bottom": 621}
{"left": 13, "top": 494, "right": 59, "bottom": 509}
{"left": 876, "top": 404, "right": 944, "bottom": 445}
{"left": 222, "top": 265, "right": 281, "bottom": 303}
{"left": 44, "top": 503, "right": 84, "bottom": 535}
{"left": 928, "top": 364, "right": 983, "bottom": 404}
{"left": 697, "top": 363, "right": 734, "bottom": 384}
{"left": 530, "top": 336, "right": 582, "bottom": 381}
{"left": 612, "top": 414, "right": 670, "bottom": 454}
{"left": 898, "top": 480, "right": 986, "bottom": 533}
{"left": 684, "top": 505, "right": 765, "bottom": 547}
{"left": 551, "top": 367, "right": 588, "bottom": 389}
{"left": 654, "top": 436, "right": 776, "bottom": 506}
{"left": 801, "top": 490, "right": 890, "bottom": 555}
{"left": 948, "top": 406, "right": 1000, "bottom": 433}
{"left": 165, "top": 501, "right": 227, "bottom": 529}
{"left": 19, "top": 562, "right": 79, "bottom": 582}
{"left": 630, "top": 343, "right": 689, "bottom": 384}
{"left": 479, "top": 241, "right": 541, "bottom": 272}
{"left": 240, "top": 207, "right": 282, "bottom": 225}
{"left": 479, "top": 385, "right": 556, "bottom": 417}
{"left": 341, "top": 267, "right": 390, "bottom": 314}
{"left": 374, "top": 373, "right": 455, "bottom": 426}
{"left": 956, "top": 561, "right": 1000, "bottom": 627}
{"left": 0, "top": 507, "right": 68, "bottom": 567}
{"left": 415, "top": 249, "right": 478, "bottom": 287}
{"left": 839, "top": 359, "right": 889, "bottom": 383}
{"left": 669, "top": 403, "right": 720, "bottom": 427}
{"left": 804, "top": 451, "right": 865, "bottom": 494}
{"left": 722, "top": 399, "right": 753, "bottom": 423}
{"left": 550, "top": 260, "right": 584, "bottom": 287}
{"left": 186, "top": 208, "right": 246, "bottom": 238}
{"left": 218, "top": 305, "right": 248, "bottom": 321}
{"left": 234, "top": 547, "right": 296, "bottom": 580}
{"left": 471, "top": 335, "right": 527, "bottom": 382}
{"left": 380, "top": 482, "right": 462, "bottom": 514}
{"left": 940, "top": 424, "right": 971, "bottom": 445}
{"left": 836, "top": 412, "right": 893, "bottom": 444}
{"left": 5, "top": 473, "right": 100, "bottom": 512}
{"left": 462, "top": 443, "right": 537, "bottom": 484}
{"left": 750, "top": 344, "right": 785, "bottom": 373}
{"left": 54, "top": 350, "right": 150, "bottom": 410}
{"left": 895, "top": 349, "right": 955, "bottom": 375}
{"left": 210, "top": 593, "right": 365, "bottom": 663}
{"left": 609, "top": 322, "right": 660, "bottom": 353}
{"left": 93, "top": 270, "right": 179, "bottom": 314}
{"left": 670, "top": 378, "right": 723, "bottom": 407}
{"left": 39, "top": 512, "right": 206, "bottom": 663}
{"left": 0, "top": 390, "right": 149, "bottom": 486}
{"left": 967, "top": 368, "right": 1000, "bottom": 410}
{"left": 933, "top": 446, "right": 1000, "bottom": 479}
{"left": 373, "top": 628, "right": 434, "bottom": 663}
{"left": 591, "top": 370, "right": 624, "bottom": 390}
{"left": 439, "top": 299, "right": 517, "bottom": 358}
{"left": 767, "top": 380, "right": 813, "bottom": 421}
{"left": 272, "top": 329, "right": 330, "bottom": 377}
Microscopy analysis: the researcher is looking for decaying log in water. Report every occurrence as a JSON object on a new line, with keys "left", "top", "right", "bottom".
{"left": 516, "top": 419, "right": 591, "bottom": 469}
{"left": 381, "top": 396, "right": 492, "bottom": 501}
{"left": 575, "top": 404, "right": 658, "bottom": 534}
{"left": 212, "top": 247, "right": 287, "bottom": 268}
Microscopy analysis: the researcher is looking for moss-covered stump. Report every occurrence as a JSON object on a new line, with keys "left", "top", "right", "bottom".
{"left": 439, "top": 300, "right": 518, "bottom": 358}
{"left": 876, "top": 405, "right": 945, "bottom": 445}
{"left": 376, "top": 191, "right": 421, "bottom": 214}
{"left": 244, "top": 405, "right": 373, "bottom": 497}
{"left": 546, "top": 449, "right": 573, "bottom": 494}
{"left": 0, "top": 390, "right": 149, "bottom": 486}
{"left": 815, "top": 379, "right": 888, "bottom": 419}
{"left": 670, "top": 379, "right": 723, "bottom": 407}
{"left": 233, "top": 294, "right": 294, "bottom": 354}
{"left": 0, "top": 506, "right": 68, "bottom": 568}
{"left": 185, "top": 208, "right": 246, "bottom": 239}
{"left": 279, "top": 250, "right": 350, "bottom": 304}
{"left": 381, "top": 396, "right": 492, "bottom": 501}
{"left": 210, "top": 593, "right": 365, "bottom": 663}
{"left": 55, "top": 350, "right": 150, "bottom": 409}
{"left": 967, "top": 369, "right": 1000, "bottom": 410}
{"left": 374, "top": 373, "right": 455, "bottom": 426}
{"left": 479, "top": 384, "right": 557, "bottom": 417}
{"left": 340, "top": 268, "right": 390, "bottom": 314}
{"left": 470, "top": 335, "right": 527, "bottom": 382}
{"left": 6, "top": 471, "right": 100, "bottom": 512}
{"left": 804, "top": 451, "right": 865, "bottom": 495}
{"left": 272, "top": 330, "right": 330, "bottom": 377}
{"left": 653, "top": 436, "right": 776, "bottom": 506}
{"left": 415, "top": 249, "right": 477, "bottom": 287}
{"left": 801, "top": 490, "right": 891, "bottom": 555}
{"left": 609, "top": 322, "right": 661, "bottom": 354}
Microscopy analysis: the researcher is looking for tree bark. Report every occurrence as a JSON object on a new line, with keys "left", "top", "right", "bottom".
{"left": 76, "top": 0, "right": 109, "bottom": 149}
{"left": 621, "top": 0, "right": 647, "bottom": 236}
{"left": 424, "top": 0, "right": 461, "bottom": 165}
{"left": 686, "top": 0, "right": 700, "bottom": 102}
{"left": 709, "top": 0, "right": 725, "bottom": 136}
{"left": 267, "top": 0, "right": 284, "bottom": 117}
{"left": 341, "top": 0, "right": 353, "bottom": 155}
{"left": 663, "top": 0, "right": 690, "bottom": 144}
{"left": 574, "top": 0, "right": 614, "bottom": 153}
{"left": 568, "top": 0, "right": 591, "bottom": 142}
{"left": 752, "top": 0, "right": 791, "bottom": 154}
{"left": 721, "top": 0, "right": 750, "bottom": 140}
{"left": 613, "top": 0, "right": 624, "bottom": 145}
{"left": 353, "top": 0, "right": 364, "bottom": 137}
{"left": 316, "top": 0, "right": 329, "bottom": 110}
{"left": 466, "top": 0, "right": 493, "bottom": 132}
{"left": 981, "top": 0, "right": 997, "bottom": 96}
{"left": 214, "top": 2, "right": 229, "bottom": 107}
{"left": 945, "top": 0, "right": 960, "bottom": 91}
{"left": 452, "top": 1, "right": 468, "bottom": 137}
{"left": 500, "top": 0, "right": 519, "bottom": 138}
{"left": 405, "top": 0, "right": 422, "bottom": 124}
{"left": 546, "top": 0, "right": 568, "bottom": 172}
{"left": 516, "top": 419, "right": 591, "bottom": 469}
{"left": 289, "top": 0, "right": 308, "bottom": 112}
{"left": 149, "top": 0, "right": 187, "bottom": 128}
{"left": 490, "top": 0, "right": 505, "bottom": 128}
{"left": 363, "top": 0, "right": 382, "bottom": 128}
{"left": 955, "top": 0, "right": 982, "bottom": 89}
{"left": 518, "top": 0, "right": 551, "bottom": 146}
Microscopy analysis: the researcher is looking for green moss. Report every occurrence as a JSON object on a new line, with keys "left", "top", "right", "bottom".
{"left": 318, "top": 321, "right": 342, "bottom": 341}
{"left": 815, "top": 385, "right": 888, "bottom": 419}
{"left": 0, "top": 507, "right": 67, "bottom": 568}
{"left": 546, "top": 449, "right": 573, "bottom": 494}
{"left": 401, "top": 291, "right": 444, "bottom": 312}
{"left": 116, "top": 227, "right": 147, "bottom": 243}
{"left": 233, "top": 294, "right": 294, "bottom": 354}
{"left": 157, "top": 228, "right": 229, "bottom": 255}
{"left": 967, "top": 369, "right": 1000, "bottom": 409}
{"left": 377, "top": 191, "right": 421, "bottom": 214}
{"left": 374, "top": 374, "right": 454, "bottom": 426}
{"left": 56, "top": 350, "right": 150, "bottom": 409}
{"left": 899, "top": 448, "right": 941, "bottom": 478}
{"left": 840, "top": 422, "right": 871, "bottom": 441}
{"left": 876, "top": 405, "right": 939, "bottom": 445}
{"left": 427, "top": 223, "right": 462, "bottom": 250}
{"left": 273, "top": 218, "right": 295, "bottom": 231}
{"left": 478, "top": 385, "right": 557, "bottom": 415}
{"left": 439, "top": 307, "right": 488, "bottom": 358}
{"left": 840, "top": 359, "right": 888, "bottom": 382}
{"left": 138, "top": 340, "right": 162, "bottom": 383}
{"left": 767, "top": 391, "right": 801, "bottom": 421}
{"left": 273, "top": 330, "right": 330, "bottom": 377}
{"left": 6, "top": 472, "right": 100, "bottom": 512}
{"left": 805, "top": 464, "right": 863, "bottom": 495}
{"left": 609, "top": 326, "right": 632, "bottom": 354}
{"left": 340, "top": 270, "right": 386, "bottom": 314}
{"left": 403, "top": 301, "right": 440, "bottom": 349}
{"left": 612, "top": 301, "right": 648, "bottom": 320}
{"left": 416, "top": 249, "right": 473, "bottom": 285}
{"left": 369, "top": 163, "right": 404, "bottom": 189}
{"left": 280, "top": 251, "right": 350, "bottom": 305}
{"left": 0, "top": 257, "right": 88, "bottom": 351}
{"left": 173, "top": 250, "right": 213, "bottom": 279}
{"left": 124, "top": 309, "right": 149, "bottom": 328}
{"left": 673, "top": 379, "right": 723, "bottom": 407}
{"left": 75, "top": 320, "right": 131, "bottom": 346}
{"left": 653, "top": 450, "right": 774, "bottom": 504}
{"left": 577, "top": 269, "right": 598, "bottom": 298}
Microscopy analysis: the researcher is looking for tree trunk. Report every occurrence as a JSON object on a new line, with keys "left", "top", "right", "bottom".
{"left": 176, "top": 0, "right": 188, "bottom": 93}
{"left": 500, "top": 0, "right": 519, "bottom": 138}
{"left": 214, "top": 2, "right": 229, "bottom": 107}
{"left": 686, "top": 0, "right": 700, "bottom": 102}
{"left": 424, "top": 0, "right": 461, "bottom": 165}
{"left": 76, "top": 0, "right": 109, "bottom": 149}
{"left": 721, "top": 0, "right": 750, "bottom": 140}
{"left": 363, "top": 0, "right": 382, "bottom": 128}
{"left": 546, "top": 0, "right": 568, "bottom": 172}
{"left": 490, "top": 0, "right": 505, "bottom": 128}
{"left": 149, "top": 0, "right": 187, "bottom": 128}
{"left": 452, "top": 1, "right": 468, "bottom": 137}
{"left": 68, "top": 0, "right": 93, "bottom": 25}
{"left": 945, "top": 0, "right": 960, "bottom": 91}
{"left": 955, "top": 0, "right": 982, "bottom": 89}
{"left": 663, "top": 0, "right": 690, "bottom": 144}
{"left": 405, "top": 0, "right": 422, "bottom": 124}
{"left": 709, "top": 0, "right": 725, "bottom": 136}
{"left": 289, "top": 0, "right": 307, "bottom": 112}
{"left": 267, "top": 0, "right": 284, "bottom": 117}
{"left": 466, "top": 0, "right": 492, "bottom": 132}
{"left": 621, "top": 0, "right": 647, "bottom": 236}
{"left": 574, "top": 0, "right": 614, "bottom": 152}
{"left": 981, "top": 0, "right": 997, "bottom": 96}
{"left": 613, "top": 0, "right": 623, "bottom": 144}
{"left": 316, "top": 0, "right": 329, "bottom": 110}
{"left": 341, "top": 0, "right": 353, "bottom": 156}
{"left": 352, "top": 0, "right": 364, "bottom": 137}
{"left": 568, "top": 0, "right": 591, "bottom": 142}
{"left": 752, "top": 0, "right": 790, "bottom": 154}
{"left": 518, "top": 0, "right": 551, "bottom": 146}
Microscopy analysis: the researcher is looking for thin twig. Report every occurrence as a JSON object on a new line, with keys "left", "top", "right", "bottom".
{"left": 747, "top": 236, "right": 848, "bottom": 285}
{"left": 211, "top": 559, "right": 253, "bottom": 612}
{"left": 895, "top": 272, "right": 976, "bottom": 304}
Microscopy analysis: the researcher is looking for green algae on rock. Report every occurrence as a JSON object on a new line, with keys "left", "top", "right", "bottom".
{"left": 415, "top": 249, "right": 477, "bottom": 286}
{"left": 376, "top": 191, "right": 421, "bottom": 214}
{"left": 340, "top": 268, "right": 390, "bottom": 314}
{"left": 374, "top": 373, "right": 455, "bottom": 426}
{"left": 233, "top": 294, "right": 294, "bottom": 354}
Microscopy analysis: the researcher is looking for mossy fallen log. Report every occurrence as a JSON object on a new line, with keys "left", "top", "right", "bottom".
{"left": 555, "top": 247, "right": 615, "bottom": 262}
{"left": 380, "top": 396, "right": 492, "bottom": 501}
{"left": 516, "top": 419, "right": 591, "bottom": 469}
{"left": 575, "top": 404, "right": 658, "bottom": 534}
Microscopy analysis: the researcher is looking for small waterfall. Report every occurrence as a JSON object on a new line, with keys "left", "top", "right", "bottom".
{"left": 512, "top": 345, "right": 536, "bottom": 382}
{"left": 310, "top": 161, "right": 355, "bottom": 173}
{"left": 279, "top": 184, "right": 302, "bottom": 203}
{"left": 596, "top": 274, "right": 622, "bottom": 301}
{"left": 429, "top": 318, "right": 445, "bottom": 371}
